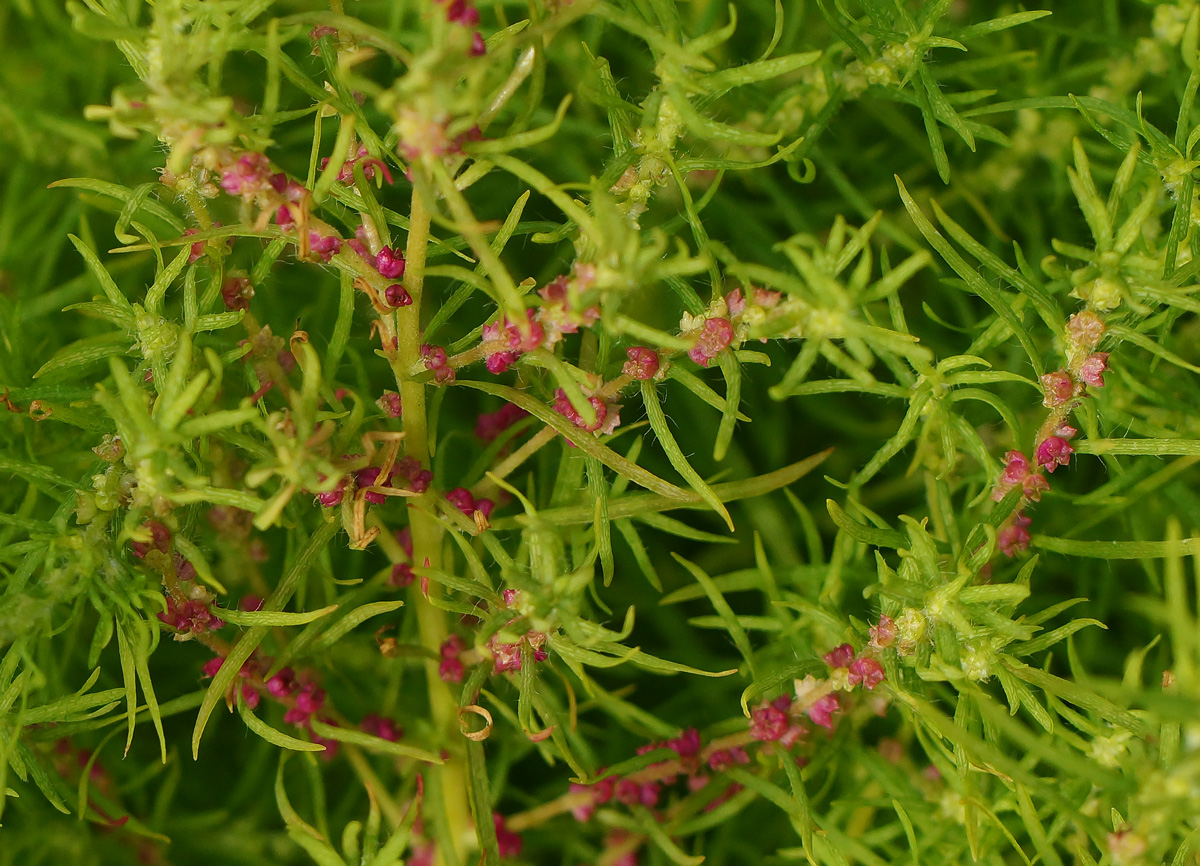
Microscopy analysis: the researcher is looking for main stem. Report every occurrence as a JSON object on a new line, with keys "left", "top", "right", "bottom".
{"left": 394, "top": 191, "right": 473, "bottom": 865}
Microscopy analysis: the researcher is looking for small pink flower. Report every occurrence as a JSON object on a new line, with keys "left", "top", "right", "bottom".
{"left": 377, "top": 391, "right": 402, "bottom": 418}
{"left": 491, "top": 639, "right": 522, "bottom": 673}
{"left": 355, "top": 466, "right": 388, "bottom": 505}
{"left": 267, "top": 668, "right": 296, "bottom": 698}
{"left": 823, "top": 643, "right": 855, "bottom": 669}
{"left": 201, "top": 657, "right": 224, "bottom": 678}
{"left": 308, "top": 232, "right": 342, "bottom": 262}
{"left": 446, "top": 487, "right": 476, "bottom": 516}
{"left": 486, "top": 350, "right": 519, "bottom": 374}
{"left": 421, "top": 345, "right": 455, "bottom": 384}
{"left": 806, "top": 694, "right": 840, "bottom": 730}
{"left": 1036, "top": 436, "right": 1074, "bottom": 473}
{"left": 666, "top": 728, "right": 702, "bottom": 759}
{"left": 1022, "top": 473, "right": 1050, "bottom": 502}
{"left": 868, "top": 615, "right": 895, "bottom": 649}
{"left": 184, "top": 228, "right": 205, "bottom": 263}
{"left": 239, "top": 685, "right": 260, "bottom": 710}
{"left": 848, "top": 657, "right": 885, "bottom": 690}
{"left": 389, "top": 563, "right": 415, "bottom": 588}
{"left": 469, "top": 31, "right": 486, "bottom": 56}
{"left": 725, "top": 288, "right": 747, "bottom": 316}
{"left": 438, "top": 656, "right": 464, "bottom": 683}
{"left": 295, "top": 684, "right": 326, "bottom": 714}
{"left": 384, "top": 284, "right": 412, "bottom": 307}
{"left": 750, "top": 704, "right": 788, "bottom": 741}
{"left": 239, "top": 595, "right": 264, "bottom": 612}
{"left": 622, "top": 346, "right": 660, "bottom": 380}
{"left": 997, "top": 513, "right": 1033, "bottom": 557}
{"left": 476, "top": 498, "right": 495, "bottom": 519}
{"left": 315, "top": 478, "right": 346, "bottom": 508}
{"left": 375, "top": 246, "right": 406, "bottom": 279}
{"left": 1040, "top": 370, "right": 1074, "bottom": 408}
{"left": 1080, "top": 352, "right": 1109, "bottom": 388}
{"left": 687, "top": 318, "right": 734, "bottom": 367}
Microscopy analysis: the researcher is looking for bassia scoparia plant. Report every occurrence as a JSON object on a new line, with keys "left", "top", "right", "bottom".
{"left": 4, "top": 0, "right": 1200, "bottom": 864}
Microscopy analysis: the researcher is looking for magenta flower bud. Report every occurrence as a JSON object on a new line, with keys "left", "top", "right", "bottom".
{"left": 750, "top": 704, "right": 788, "bottom": 741}
{"left": 1036, "top": 436, "right": 1074, "bottom": 473}
{"left": 687, "top": 317, "right": 735, "bottom": 367}
{"left": 384, "top": 284, "right": 412, "bottom": 307}
{"left": 389, "top": 563, "right": 415, "bottom": 588}
{"left": 667, "top": 728, "right": 702, "bottom": 758}
{"left": 315, "top": 479, "right": 345, "bottom": 508}
{"left": 486, "top": 351, "right": 518, "bottom": 374}
{"left": 475, "top": 498, "right": 495, "bottom": 519}
{"left": 239, "top": 595, "right": 264, "bottom": 612}
{"left": 376, "top": 391, "right": 403, "bottom": 418}
{"left": 276, "top": 204, "right": 294, "bottom": 226}
{"left": 1080, "top": 352, "right": 1109, "bottom": 387}
{"left": 997, "top": 513, "right": 1033, "bottom": 557}
{"left": 806, "top": 694, "right": 840, "bottom": 730}
{"left": 493, "top": 814, "right": 522, "bottom": 859}
{"left": 469, "top": 31, "right": 486, "bottom": 56}
{"left": 267, "top": 668, "right": 296, "bottom": 698}
{"left": 822, "top": 643, "right": 855, "bottom": 669}
{"left": 445, "top": 487, "right": 476, "bottom": 516}
{"left": 1040, "top": 370, "right": 1074, "bottom": 407}
{"left": 708, "top": 749, "right": 733, "bottom": 771}
{"left": 184, "top": 228, "right": 205, "bottom": 263}
{"left": 848, "top": 657, "right": 885, "bottom": 690}
{"left": 725, "top": 288, "right": 747, "bottom": 315}
{"left": 201, "top": 657, "right": 224, "bottom": 678}
{"left": 438, "top": 656, "right": 464, "bottom": 683}
{"left": 375, "top": 246, "right": 405, "bottom": 279}
{"left": 440, "top": 635, "right": 466, "bottom": 658}
{"left": 241, "top": 685, "right": 261, "bottom": 710}
{"left": 295, "top": 685, "right": 325, "bottom": 714}
{"left": 1022, "top": 473, "right": 1050, "bottom": 502}
{"left": 283, "top": 707, "right": 309, "bottom": 725}
{"left": 615, "top": 779, "right": 640, "bottom": 806}
{"left": 622, "top": 346, "right": 660, "bottom": 380}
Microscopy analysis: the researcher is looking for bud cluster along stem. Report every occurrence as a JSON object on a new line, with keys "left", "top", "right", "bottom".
{"left": 991, "top": 310, "right": 1109, "bottom": 556}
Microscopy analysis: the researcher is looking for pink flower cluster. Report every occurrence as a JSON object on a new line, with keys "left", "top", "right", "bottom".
{"left": 445, "top": 487, "right": 495, "bottom": 520}
{"left": 570, "top": 726, "right": 755, "bottom": 829}
{"left": 482, "top": 310, "right": 546, "bottom": 374}
{"left": 220, "top": 153, "right": 273, "bottom": 197}
{"left": 552, "top": 389, "right": 620, "bottom": 436}
{"left": 377, "top": 390, "right": 402, "bottom": 419}
{"left": 622, "top": 346, "right": 661, "bottom": 380}
{"left": 489, "top": 631, "right": 548, "bottom": 673}
{"left": 823, "top": 643, "right": 885, "bottom": 690}
{"left": 439, "top": 635, "right": 466, "bottom": 683}
{"left": 420, "top": 344, "right": 455, "bottom": 384}
{"left": 158, "top": 597, "right": 224, "bottom": 635}
{"left": 751, "top": 694, "right": 817, "bottom": 739}
{"left": 687, "top": 318, "right": 734, "bottom": 367}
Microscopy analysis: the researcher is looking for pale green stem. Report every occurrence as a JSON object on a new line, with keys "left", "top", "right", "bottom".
{"left": 392, "top": 190, "right": 473, "bottom": 866}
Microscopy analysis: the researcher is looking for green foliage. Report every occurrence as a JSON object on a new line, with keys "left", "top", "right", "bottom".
{"left": 3, "top": 1, "right": 1200, "bottom": 865}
